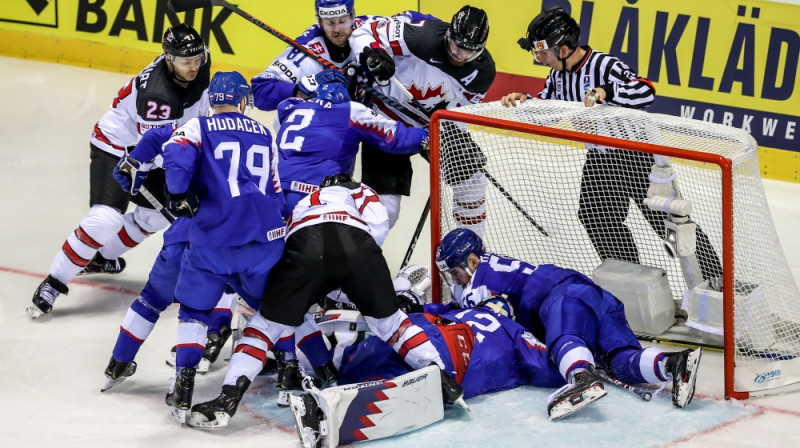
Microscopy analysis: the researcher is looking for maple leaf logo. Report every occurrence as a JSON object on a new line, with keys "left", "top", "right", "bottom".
{"left": 406, "top": 82, "right": 445, "bottom": 102}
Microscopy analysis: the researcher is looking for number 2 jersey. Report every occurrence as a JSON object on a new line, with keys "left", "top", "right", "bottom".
{"left": 91, "top": 55, "right": 211, "bottom": 157}
{"left": 338, "top": 307, "right": 565, "bottom": 399}
{"left": 275, "top": 97, "right": 427, "bottom": 210}
{"left": 162, "top": 111, "right": 285, "bottom": 247}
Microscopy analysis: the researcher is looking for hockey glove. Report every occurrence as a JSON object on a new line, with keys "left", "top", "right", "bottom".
{"left": 440, "top": 121, "right": 487, "bottom": 185}
{"left": 113, "top": 149, "right": 152, "bottom": 195}
{"left": 296, "top": 68, "right": 347, "bottom": 97}
{"left": 165, "top": 190, "right": 199, "bottom": 218}
{"left": 359, "top": 45, "right": 395, "bottom": 87}
{"left": 397, "top": 290, "right": 424, "bottom": 314}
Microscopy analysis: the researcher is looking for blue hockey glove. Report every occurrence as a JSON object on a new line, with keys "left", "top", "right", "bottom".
{"left": 113, "top": 149, "right": 152, "bottom": 195}
{"left": 297, "top": 68, "right": 347, "bottom": 97}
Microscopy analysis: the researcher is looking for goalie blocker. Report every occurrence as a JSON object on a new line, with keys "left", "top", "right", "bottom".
{"left": 290, "top": 365, "right": 449, "bottom": 448}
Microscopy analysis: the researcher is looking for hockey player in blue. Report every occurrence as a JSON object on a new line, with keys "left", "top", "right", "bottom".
{"left": 338, "top": 306, "right": 565, "bottom": 400}
{"left": 160, "top": 71, "right": 286, "bottom": 423}
{"left": 434, "top": 228, "right": 703, "bottom": 420}
{"left": 100, "top": 126, "right": 240, "bottom": 392}
{"left": 276, "top": 79, "right": 429, "bottom": 217}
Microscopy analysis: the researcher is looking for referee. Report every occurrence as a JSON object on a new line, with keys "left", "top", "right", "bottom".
{"left": 500, "top": 7, "right": 723, "bottom": 285}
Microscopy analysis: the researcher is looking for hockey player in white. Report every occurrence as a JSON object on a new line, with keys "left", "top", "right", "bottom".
{"left": 28, "top": 24, "right": 211, "bottom": 318}
{"left": 349, "top": 5, "right": 496, "bottom": 233}
{"left": 187, "top": 174, "right": 461, "bottom": 430}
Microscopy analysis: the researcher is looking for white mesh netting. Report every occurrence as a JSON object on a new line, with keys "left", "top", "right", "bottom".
{"left": 432, "top": 99, "right": 800, "bottom": 395}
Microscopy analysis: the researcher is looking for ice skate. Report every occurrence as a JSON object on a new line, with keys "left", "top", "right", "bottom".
{"left": 28, "top": 275, "right": 68, "bottom": 319}
{"left": 437, "top": 364, "right": 468, "bottom": 410}
{"left": 78, "top": 253, "right": 126, "bottom": 275}
{"left": 101, "top": 357, "right": 137, "bottom": 392}
{"left": 202, "top": 325, "right": 232, "bottom": 365}
{"left": 289, "top": 392, "right": 326, "bottom": 448}
{"left": 313, "top": 361, "right": 338, "bottom": 388}
{"left": 665, "top": 347, "right": 703, "bottom": 408}
{"left": 165, "top": 346, "right": 177, "bottom": 368}
{"left": 189, "top": 375, "right": 251, "bottom": 430}
{"left": 166, "top": 367, "right": 196, "bottom": 424}
{"left": 275, "top": 350, "right": 304, "bottom": 407}
{"left": 547, "top": 367, "right": 607, "bottom": 420}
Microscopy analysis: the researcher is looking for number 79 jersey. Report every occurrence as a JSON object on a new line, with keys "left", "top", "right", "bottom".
{"left": 162, "top": 111, "right": 286, "bottom": 247}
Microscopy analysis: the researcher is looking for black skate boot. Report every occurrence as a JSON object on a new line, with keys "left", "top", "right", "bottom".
{"left": 101, "top": 357, "right": 137, "bottom": 392}
{"left": 275, "top": 350, "right": 304, "bottom": 407}
{"left": 79, "top": 253, "right": 126, "bottom": 275}
{"left": 665, "top": 347, "right": 703, "bottom": 408}
{"left": 28, "top": 275, "right": 69, "bottom": 319}
{"left": 189, "top": 375, "right": 251, "bottom": 430}
{"left": 289, "top": 392, "right": 325, "bottom": 448}
{"left": 436, "top": 365, "right": 466, "bottom": 408}
{"left": 313, "top": 361, "right": 338, "bottom": 388}
{"left": 166, "top": 367, "right": 196, "bottom": 424}
{"left": 547, "top": 366, "right": 607, "bottom": 420}
{"left": 201, "top": 325, "right": 233, "bottom": 369}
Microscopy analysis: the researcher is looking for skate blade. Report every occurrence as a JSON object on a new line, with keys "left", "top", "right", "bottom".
{"left": 277, "top": 390, "right": 292, "bottom": 408}
{"left": 289, "top": 395, "right": 322, "bottom": 448}
{"left": 187, "top": 411, "right": 230, "bottom": 430}
{"left": 548, "top": 385, "right": 607, "bottom": 421}
{"left": 26, "top": 305, "right": 48, "bottom": 320}
{"left": 170, "top": 407, "right": 189, "bottom": 425}
{"left": 101, "top": 376, "right": 128, "bottom": 392}
{"left": 197, "top": 358, "right": 210, "bottom": 374}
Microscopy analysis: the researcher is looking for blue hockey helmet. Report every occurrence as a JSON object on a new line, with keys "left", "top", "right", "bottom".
{"left": 436, "top": 228, "right": 485, "bottom": 272}
{"left": 313, "top": 81, "right": 351, "bottom": 104}
{"left": 208, "top": 71, "right": 253, "bottom": 108}
{"left": 315, "top": 0, "right": 355, "bottom": 19}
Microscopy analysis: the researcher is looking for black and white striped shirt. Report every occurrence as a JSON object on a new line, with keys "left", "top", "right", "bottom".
{"left": 537, "top": 46, "right": 655, "bottom": 109}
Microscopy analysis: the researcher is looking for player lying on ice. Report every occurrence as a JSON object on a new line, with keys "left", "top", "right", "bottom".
{"left": 285, "top": 261, "right": 703, "bottom": 448}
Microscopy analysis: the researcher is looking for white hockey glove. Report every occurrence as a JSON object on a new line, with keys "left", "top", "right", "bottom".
{"left": 296, "top": 68, "right": 347, "bottom": 97}
{"left": 393, "top": 264, "right": 432, "bottom": 298}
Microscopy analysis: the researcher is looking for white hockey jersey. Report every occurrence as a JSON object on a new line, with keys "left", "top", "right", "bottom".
{"left": 91, "top": 55, "right": 211, "bottom": 157}
{"left": 286, "top": 182, "right": 389, "bottom": 247}
{"left": 349, "top": 12, "right": 496, "bottom": 116}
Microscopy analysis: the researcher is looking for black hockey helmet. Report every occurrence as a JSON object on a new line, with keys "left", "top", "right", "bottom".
{"left": 445, "top": 5, "right": 489, "bottom": 62}
{"left": 320, "top": 173, "right": 353, "bottom": 188}
{"left": 162, "top": 23, "right": 206, "bottom": 58}
{"left": 518, "top": 7, "right": 580, "bottom": 53}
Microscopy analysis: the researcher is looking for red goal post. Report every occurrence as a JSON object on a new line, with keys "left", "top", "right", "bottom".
{"left": 428, "top": 100, "right": 800, "bottom": 400}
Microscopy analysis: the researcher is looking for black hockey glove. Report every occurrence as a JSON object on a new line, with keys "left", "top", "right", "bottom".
{"left": 440, "top": 121, "right": 488, "bottom": 185}
{"left": 165, "top": 189, "right": 199, "bottom": 218}
{"left": 396, "top": 290, "right": 425, "bottom": 314}
{"left": 359, "top": 45, "right": 395, "bottom": 87}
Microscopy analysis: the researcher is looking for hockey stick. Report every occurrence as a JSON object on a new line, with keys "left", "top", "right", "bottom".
{"left": 168, "top": 0, "right": 429, "bottom": 128}
{"left": 139, "top": 185, "right": 176, "bottom": 223}
{"left": 595, "top": 369, "right": 655, "bottom": 402}
{"left": 400, "top": 197, "right": 430, "bottom": 269}
{"left": 480, "top": 169, "right": 548, "bottom": 237}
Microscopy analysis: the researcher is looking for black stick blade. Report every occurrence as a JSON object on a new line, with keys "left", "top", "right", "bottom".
{"left": 169, "top": 0, "right": 214, "bottom": 12}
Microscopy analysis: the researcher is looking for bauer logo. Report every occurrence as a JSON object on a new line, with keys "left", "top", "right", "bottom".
{"left": 754, "top": 369, "right": 782, "bottom": 384}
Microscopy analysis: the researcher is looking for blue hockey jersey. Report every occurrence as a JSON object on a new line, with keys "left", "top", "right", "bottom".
{"left": 162, "top": 112, "right": 285, "bottom": 247}
{"left": 338, "top": 307, "right": 565, "bottom": 399}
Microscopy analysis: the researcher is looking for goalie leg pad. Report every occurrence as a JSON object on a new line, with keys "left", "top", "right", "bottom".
{"left": 300, "top": 365, "right": 444, "bottom": 447}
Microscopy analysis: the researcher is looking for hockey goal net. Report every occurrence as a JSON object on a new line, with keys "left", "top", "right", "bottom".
{"left": 429, "top": 100, "right": 800, "bottom": 399}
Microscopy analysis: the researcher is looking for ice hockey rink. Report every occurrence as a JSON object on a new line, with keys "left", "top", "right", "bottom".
{"left": 3, "top": 56, "right": 800, "bottom": 447}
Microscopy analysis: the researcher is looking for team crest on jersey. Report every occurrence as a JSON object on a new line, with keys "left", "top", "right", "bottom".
{"left": 408, "top": 82, "right": 444, "bottom": 103}
{"left": 309, "top": 41, "right": 325, "bottom": 55}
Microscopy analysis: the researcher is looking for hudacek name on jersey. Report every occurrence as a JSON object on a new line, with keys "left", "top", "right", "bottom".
{"left": 205, "top": 116, "right": 270, "bottom": 136}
